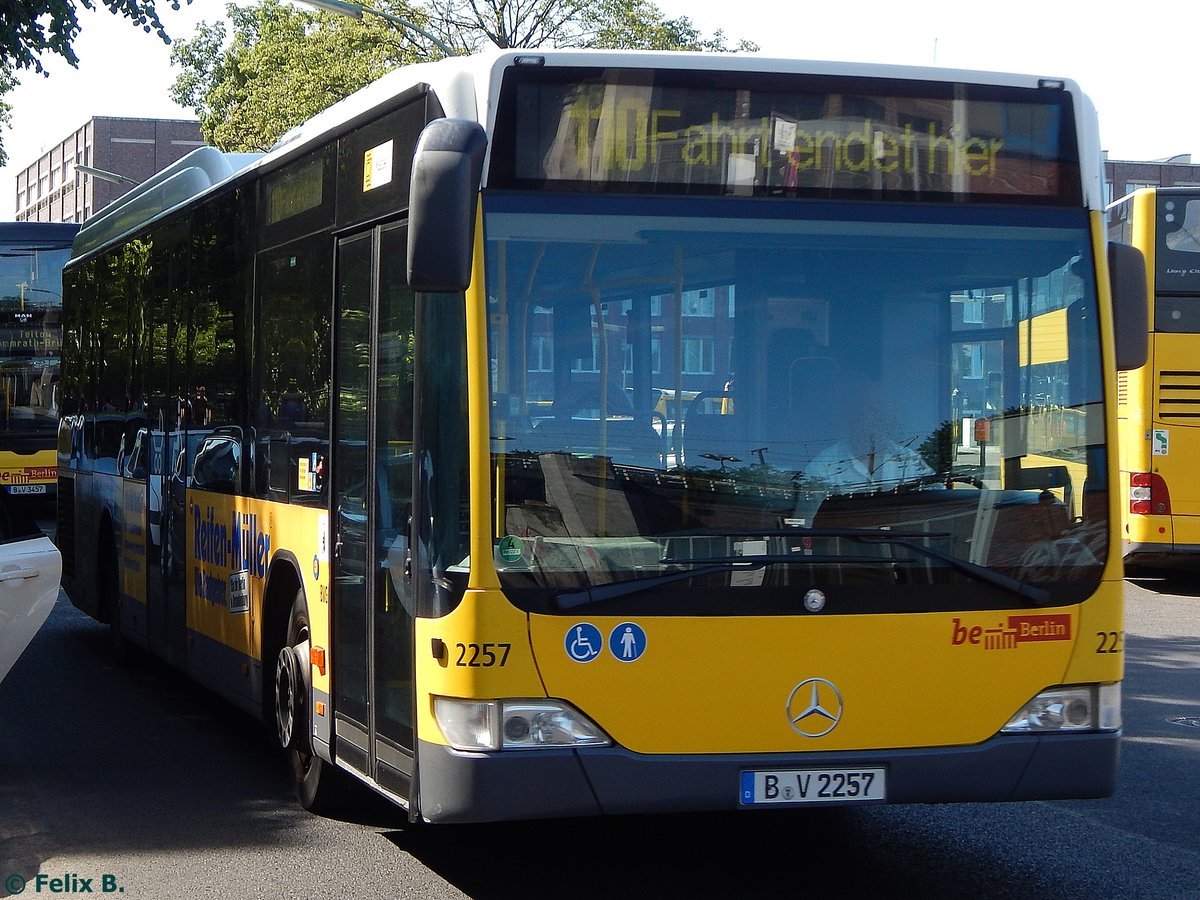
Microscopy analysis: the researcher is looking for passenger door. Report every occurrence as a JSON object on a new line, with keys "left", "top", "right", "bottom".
{"left": 330, "top": 223, "right": 417, "bottom": 799}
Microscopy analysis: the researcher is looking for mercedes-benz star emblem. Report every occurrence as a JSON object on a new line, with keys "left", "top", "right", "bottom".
{"left": 786, "top": 678, "right": 844, "bottom": 737}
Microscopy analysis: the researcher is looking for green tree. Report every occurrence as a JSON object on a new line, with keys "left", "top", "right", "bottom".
{"left": 431, "top": 0, "right": 759, "bottom": 52}
{"left": 0, "top": 60, "right": 15, "bottom": 165}
{"left": 0, "top": 0, "right": 190, "bottom": 166}
{"left": 171, "top": 0, "right": 757, "bottom": 152}
{"left": 171, "top": 0, "right": 424, "bottom": 151}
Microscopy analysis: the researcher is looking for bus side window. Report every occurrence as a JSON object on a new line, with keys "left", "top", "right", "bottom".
{"left": 193, "top": 432, "right": 241, "bottom": 494}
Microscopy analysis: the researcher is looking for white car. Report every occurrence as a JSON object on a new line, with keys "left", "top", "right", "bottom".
{"left": 0, "top": 519, "right": 63, "bottom": 685}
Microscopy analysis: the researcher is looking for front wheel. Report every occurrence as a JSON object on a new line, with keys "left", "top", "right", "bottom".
{"left": 275, "top": 592, "right": 356, "bottom": 813}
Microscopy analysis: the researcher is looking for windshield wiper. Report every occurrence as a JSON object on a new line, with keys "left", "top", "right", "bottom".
{"left": 553, "top": 525, "right": 1050, "bottom": 609}
{"left": 554, "top": 562, "right": 767, "bottom": 609}
{"left": 896, "top": 470, "right": 985, "bottom": 490}
{"left": 847, "top": 531, "right": 1051, "bottom": 606}
{"left": 553, "top": 553, "right": 916, "bottom": 609}
{"left": 691, "top": 525, "right": 1049, "bottom": 605}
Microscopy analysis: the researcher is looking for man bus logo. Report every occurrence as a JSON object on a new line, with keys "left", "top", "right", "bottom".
{"left": 786, "top": 678, "right": 844, "bottom": 738}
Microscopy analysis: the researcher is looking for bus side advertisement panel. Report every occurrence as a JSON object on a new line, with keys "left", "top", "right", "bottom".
{"left": 186, "top": 490, "right": 330, "bottom": 686}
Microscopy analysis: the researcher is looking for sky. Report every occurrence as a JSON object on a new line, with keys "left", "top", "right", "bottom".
{"left": 2, "top": 0, "right": 1197, "bottom": 219}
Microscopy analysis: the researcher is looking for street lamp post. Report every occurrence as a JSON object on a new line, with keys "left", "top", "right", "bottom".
{"left": 297, "top": 0, "right": 454, "bottom": 56}
{"left": 75, "top": 164, "right": 139, "bottom": 186}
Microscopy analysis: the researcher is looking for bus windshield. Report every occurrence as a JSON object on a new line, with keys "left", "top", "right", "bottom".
{"left": 485, "top": 193, "right": 1105, "bottom": 614}
{"left": 0, "top": 234, "right": 72, "bottom": 437}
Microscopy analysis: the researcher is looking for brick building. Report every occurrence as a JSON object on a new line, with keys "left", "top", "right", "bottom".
{"left": 13, "top": 116, "right": 205, "bottom": 223}
{"left": 1105, "top": 153, "right": 1200, "bottom": 205}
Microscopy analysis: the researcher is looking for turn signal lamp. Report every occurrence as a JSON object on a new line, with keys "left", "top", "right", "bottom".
{"left": 1001, "top": 683, "right": 1120, "bottom": 734}
{"left": 433, "top": 697, "right": 611, "bottom": 751}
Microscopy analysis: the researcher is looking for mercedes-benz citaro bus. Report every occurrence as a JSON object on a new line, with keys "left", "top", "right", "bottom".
{"left": 58, "top": 49, "right": 1147, "bottom": 823}
{"left": 1109, "top": 186, "right": 1200, "bottom": 572}
{"left": 0, "top": 221, "right": 78, "bottom": 532}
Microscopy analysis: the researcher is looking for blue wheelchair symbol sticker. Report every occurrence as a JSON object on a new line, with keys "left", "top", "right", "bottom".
{"left": 609, "top": 622, "right": 646, "bottom": 662}
{"left": 566, "top": 623, "right": 603, "bottom": 662}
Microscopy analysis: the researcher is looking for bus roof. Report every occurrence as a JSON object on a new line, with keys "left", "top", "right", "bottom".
{"left": 0, "top": 221, "right": 80, "bottom": 241}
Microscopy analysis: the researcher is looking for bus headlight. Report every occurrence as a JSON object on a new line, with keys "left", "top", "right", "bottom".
{"left": 1001, "top": 683, "right": 1121, "bottom": 733}
{"left": 433, "top": 697, "right": 611, "bottom": 751}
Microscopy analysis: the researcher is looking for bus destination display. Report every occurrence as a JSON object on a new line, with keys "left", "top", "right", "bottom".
{"left": 501, "top": 70, "right": 1080, "bottom": 201}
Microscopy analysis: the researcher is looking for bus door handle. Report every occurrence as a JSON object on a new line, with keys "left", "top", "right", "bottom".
{"left": 333, "top": 541, "right": 343, "bottom": 560}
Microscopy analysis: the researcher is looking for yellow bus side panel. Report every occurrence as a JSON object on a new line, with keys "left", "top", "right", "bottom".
{"left": 1149, "top": 335, "right": 1200, "bottom": 517}
{"left": 186, "top": 490, "right": 330, "bottom": 686}
{"left": 1125, "top": 509, "right": 1172, "bottom": 547}
{"left": 119, "top": 479, "right": 149, "bottom": 606}
{"left": 1123, "top": 334, "right": 1200, "bottom": 555}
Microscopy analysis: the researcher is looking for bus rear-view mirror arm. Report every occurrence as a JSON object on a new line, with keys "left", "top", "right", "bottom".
{"left": 1108, "top": 241, "right": 1148, "bottom": 372}
{"left": 408, "top": 118, "right": 488, "bottom": 293}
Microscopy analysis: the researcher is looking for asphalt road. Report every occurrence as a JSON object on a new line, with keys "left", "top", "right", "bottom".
{"left": 0, "top": 579, "right": 1197, "bottom": 900}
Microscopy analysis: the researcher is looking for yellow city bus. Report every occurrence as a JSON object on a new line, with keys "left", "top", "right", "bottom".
{"left": 1108, "top": 187, "right": 1200, "bottom": 571}
{"left": 0, "top": 221, "right": 78, "bottom": 534}
{"left": 58, "top": 50, "right": 1147, "bottom": 823}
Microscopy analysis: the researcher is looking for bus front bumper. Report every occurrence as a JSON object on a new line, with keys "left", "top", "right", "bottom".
{"left": 414, "top": 730, "right": 1119, "bottom": 824}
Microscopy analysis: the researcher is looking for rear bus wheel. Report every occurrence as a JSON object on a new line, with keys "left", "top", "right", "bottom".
{"left": 98, "top": 532, "right": 131, "bottom": 664}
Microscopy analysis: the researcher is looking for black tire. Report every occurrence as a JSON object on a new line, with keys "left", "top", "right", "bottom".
{"left": 98, "top": 530, "right": 131, "bottom": 665}
{"left": 275, "top": 591, "right": 357, "bottom": 814}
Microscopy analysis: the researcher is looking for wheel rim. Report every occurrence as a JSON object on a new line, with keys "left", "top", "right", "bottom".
{"left": 275, "top": 646, "right": 300, "bottom": 749}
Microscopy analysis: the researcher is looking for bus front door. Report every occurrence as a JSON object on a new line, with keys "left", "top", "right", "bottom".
{"left": 331, "top": 223, "right": 417, "bottom": 802}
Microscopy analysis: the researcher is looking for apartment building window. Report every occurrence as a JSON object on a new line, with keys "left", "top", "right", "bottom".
{"left": 681, "top": 288, "right": 714, "bottom": 317}
{"left": 682, "top": 337, "right": 715, "bottom": 374}
{"left": 528, "top": 334, "right": 553, "bottom": 372}
{"left": 621, "top": 296, "right": 662, "bottom": 317}
{"left": 621, "top": 338, "right": 662, "bottom": 375}
{"left": 570, "top": 336, "right": 600, "bottom": 373}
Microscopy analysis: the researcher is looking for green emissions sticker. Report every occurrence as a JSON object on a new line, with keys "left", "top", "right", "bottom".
{"left": 498, "top": 535, "right": 524, "bottom": 563}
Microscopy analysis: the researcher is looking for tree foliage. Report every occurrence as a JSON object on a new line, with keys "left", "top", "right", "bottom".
{"left": 171, "top": 0, "right": 423, "bottom": 151}
{"left": 428, "top": 0, "right": 758, "bottom": 53}
{"left": 578, "top": 0, "right": 758, "bottom": 52}
{"left": 171, "top": 0, "right": 758, "bottom": 152}
{"left": 0, "top": 0, "right": 186, "bottom": 72}
{"left": 0, "top": 60, "right": 15, "bottom": 166}
{"left": 0, "top": 0, "right": 190, "bottom": 166}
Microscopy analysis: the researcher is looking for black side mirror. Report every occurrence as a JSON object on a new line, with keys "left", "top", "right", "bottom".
{"left": 1109, "top": 241, "right": 1148, "bottom": 372}
{"left": 407, "top": 118, "right": 488, "bottom": 292}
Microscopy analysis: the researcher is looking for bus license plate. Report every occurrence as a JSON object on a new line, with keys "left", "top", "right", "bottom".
{"left": 8, "top": 485, "right": 46, "bottom": 495}
{"left": 740, "top": 767, "right": 886, "bottom": 805}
